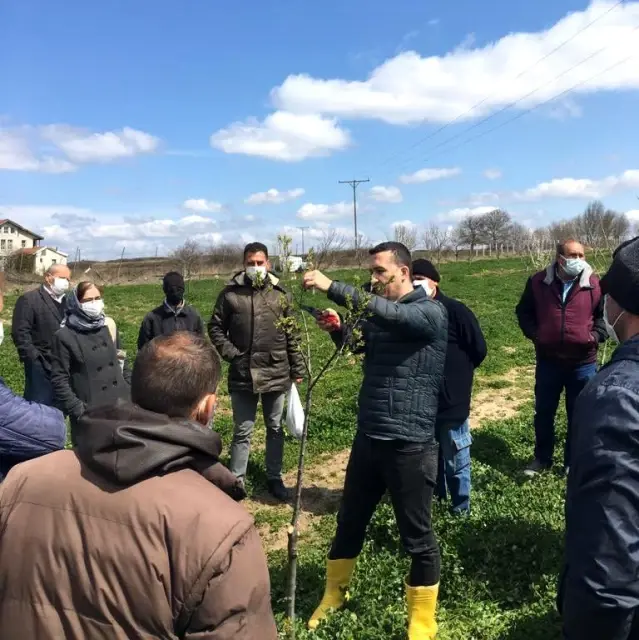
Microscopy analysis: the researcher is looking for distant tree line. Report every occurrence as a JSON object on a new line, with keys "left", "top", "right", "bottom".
{"left": 392, "top": 200, "right": 634, "bottom": 263}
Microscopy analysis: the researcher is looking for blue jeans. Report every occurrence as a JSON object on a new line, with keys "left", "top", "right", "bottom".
{"left": 534, "top": 358, "right": 597, "bottom": 467}
{"left": 23, "top": 359, "right": 55, "bottom": 407}
{"left": 435, "top": 420, "right": 472, "bottom": 514}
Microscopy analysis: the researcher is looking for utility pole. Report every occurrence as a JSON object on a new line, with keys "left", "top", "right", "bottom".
{"left": 339, "top": 178, "right": 369, "bottom": 249}
{"left": 296, "top": 226, "right": 309, "bottom": 255}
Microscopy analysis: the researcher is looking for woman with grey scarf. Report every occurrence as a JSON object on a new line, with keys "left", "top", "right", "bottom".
{"left": 50, "top": 282, "right": 131, "bottom": 443}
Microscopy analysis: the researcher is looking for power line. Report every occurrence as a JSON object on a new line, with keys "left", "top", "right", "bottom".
{"left": 417, "top": 52, "right": 636, "bottom": 166}
{"left": 368, "top": 0, "right": 625, "bottom": 174}
{"left": 401, "top": 22, "right": 639, "bottom": 172}
{"left": 339, "top": 179, "right": 370, "bottom": 249}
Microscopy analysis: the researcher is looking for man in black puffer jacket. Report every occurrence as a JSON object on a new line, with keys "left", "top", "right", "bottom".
{"left": 303, "top": 242, "right": 447, "bottom": 640}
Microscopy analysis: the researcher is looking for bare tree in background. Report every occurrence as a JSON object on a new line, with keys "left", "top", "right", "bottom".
{"left": 456, "top": 215, "right": 484, "bottom": 261}
{"left": 170, "top": 239, "right": 203, "bottom": 279}
{"left": 508, "top": 222, "right": 531, "bottom": 254}
{"left": 479, "top": 209, "right": 511, "bottom": 259}
{"left": 314, "top": 229, "right": 348, "bottom": 271}
{"left": 393, "top": 223, "right": 418, "bottom": 251}
{"left": 429, "top": 224, "right": 451, "bottom": 263}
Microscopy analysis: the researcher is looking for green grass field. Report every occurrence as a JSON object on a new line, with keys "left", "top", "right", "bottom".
{"left": 0, "top": 257, "right": 576, "bottom": 639}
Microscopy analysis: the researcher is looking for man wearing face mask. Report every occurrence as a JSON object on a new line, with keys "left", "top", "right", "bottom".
{"left": 137, "top": 271, "right": 205, "bottom": 351}
{"left": 516, "top": 239, "right": 606, "bottom": 476}
{"left": 558, "top": 236, "right": 639, "bottom": 640}
{"left": 11, "top": 264, "right": 72, "bottom": 405}
{"left": 0, "top": 287, "right": 66, "bottom": 482}
{"left": 303, "top": 243, "right": 447, "bottom": 639}
{"left": 412, "top": 259, "right": 487, "bottom": 515}
{"left": 208, "top": 242, "right": 305, "bottom": 502}
{"left": 0, "top": 332, "right": 275, "bottom": 639}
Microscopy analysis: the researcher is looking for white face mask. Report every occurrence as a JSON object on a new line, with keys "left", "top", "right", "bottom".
{"left": 246, "top": 265, "right": 267, "bottom": 281}
{"left": 81, "top": 299, "right": 105, "bottom": 319}
{"left": 50, "top": 277, "right": 70, "bottom": 296}
{"left": 603, "top": 295, "right": 625, "bottom": 343}
{"left": 560, "top": 256, "right": 586, "bottom": 278}
{"left": 413, "top": 280, "right": 435, "bottom": 297}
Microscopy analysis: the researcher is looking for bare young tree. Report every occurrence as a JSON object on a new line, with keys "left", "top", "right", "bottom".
{"left": 456, "top": 215, "right": 485, "bottom": 261}
{"left": 479, "top": 209, "right": 511, "bottom": 259}
{"left": 314, "top": 229, "right": 348, "bottom": 271}
{"left": 393, "top": 223, "right": 418, "bottom": 251}
{"left": 170, "top": 239, "right": 203, "bottom": 279}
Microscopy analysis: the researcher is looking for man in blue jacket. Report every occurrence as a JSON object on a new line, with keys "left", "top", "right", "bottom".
{"left": 303, "top": 242, "right": 448, "bottom": 640}
{"left": 560, "top": 236, "right": 639, "bottom": 640}
{"left": 0, "top": 289, "right": 66, "bottom": 481}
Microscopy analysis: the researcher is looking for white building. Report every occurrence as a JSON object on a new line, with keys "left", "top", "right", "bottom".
{"left": 14, "top": 246, "right": 69, "bottom": 275}
{"left": 0, "top": 219, "right": 43, "bottom": 257}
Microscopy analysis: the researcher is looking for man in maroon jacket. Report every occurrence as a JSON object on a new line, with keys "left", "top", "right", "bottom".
{"left": 516, "top": 239, "right": 606, "bottom": 476}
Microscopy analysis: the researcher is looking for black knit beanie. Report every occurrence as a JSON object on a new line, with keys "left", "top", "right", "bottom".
{"left": 412, "top": 259, "right": 441, "bottom": 283}
{"left": 600, "top": 236, "right": 639, "bottom": 315}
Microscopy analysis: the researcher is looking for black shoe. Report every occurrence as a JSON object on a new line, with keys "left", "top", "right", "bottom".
{"left": 267, "top": 479, "right": 290, "bottom": 502}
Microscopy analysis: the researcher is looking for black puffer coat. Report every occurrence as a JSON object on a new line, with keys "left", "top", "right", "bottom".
{"left": 328, "top": 282, "right": 447, "bottom": 443}
{"left": 208, "top": 272, "right": 305, "bottom": 394}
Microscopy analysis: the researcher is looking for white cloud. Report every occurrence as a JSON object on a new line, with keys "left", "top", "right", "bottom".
{"left": 515, "top": 169, "right": 639, "bottom": 200}
{"left": 40, "top": 125, "right": 159, "bottom": 163}
{"left": 437, "top": 205, "right": 497, "bottom": 223}
{"left": 245, "top": 187, "right": 305, "bottom": 205}
{"left": 0, "top": 124, "right": 159, "bottom": 172}
{"left": 484, "top": 168, "right": 502, "bottom": 180}
{"left": 210, "top": 111, "right": 351, "bottom": 162}
{"left": 391, "top": 219, "right": 417, "bottom": 228}
{"left": 297, "top": 201, "right": 352, "bottom": 221}
{"left": 271, "top": 2, "right": 639, "bottom": 125}
{"left": 0, "top": 129, "right": 76, "bottom": 173}
{"left": 624, "top": 209, "right": 639, "bottom": 222}
{"left": 182, "top": 198, "right": 223, "bottom": 213}
{"left": 399, "top": 167, "right": 461, "bottom": 184}
{"left": 370, "top": 185, "right": 403, "bottom": 203}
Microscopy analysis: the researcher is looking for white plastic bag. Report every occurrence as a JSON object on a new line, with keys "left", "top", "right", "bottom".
{"left": 285, "top": 383, "right": 305, "bottom": 439}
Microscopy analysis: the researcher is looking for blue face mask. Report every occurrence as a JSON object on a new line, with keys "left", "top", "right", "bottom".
{"left": 560, "top": 256, "right": 586, "bottom": 278}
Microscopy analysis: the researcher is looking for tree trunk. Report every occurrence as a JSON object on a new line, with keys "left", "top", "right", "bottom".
{"left": 286, "top": 386, "right": 314, "bottom": 637}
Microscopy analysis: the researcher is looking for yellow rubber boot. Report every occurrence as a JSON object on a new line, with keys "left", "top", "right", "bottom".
{"left": 406, "top": 582, "right": 439, "bottom": 639}
{"left": 308, "top": 558, "right": 356, "bottom": 630}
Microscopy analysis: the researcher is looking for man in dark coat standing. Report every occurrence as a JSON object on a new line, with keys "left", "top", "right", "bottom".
{"left": 516, "top": 239, "right": 606, "bottom": 475}
{"left": 412, "top": 259, "right": 487, "bottom": 515}
{"left": 137, "top": 271, "right": 205, "bottom": 350}
{"left": 303, "top": 243, "right": 447, "bottom": 640}
{"left": 11, "top": 264, "right": 72, "bottom": 405}
{"left": 208, "top": 243, "right": 305, "bottom": 502}
{"left": 559, "top": 236, "right": 639, "bottom": 640}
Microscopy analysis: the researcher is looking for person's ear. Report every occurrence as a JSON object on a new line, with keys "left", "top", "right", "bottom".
{"left": 194, "top": 393, "right": 217, "bottom": 425}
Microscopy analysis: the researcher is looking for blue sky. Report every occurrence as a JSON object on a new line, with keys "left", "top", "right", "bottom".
{"left": 1, "top": 0, "right": 638, "bottom": 259}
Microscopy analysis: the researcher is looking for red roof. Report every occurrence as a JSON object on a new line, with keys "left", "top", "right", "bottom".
{"left": 12, "top": 247, "right": 41, "bottom": 256}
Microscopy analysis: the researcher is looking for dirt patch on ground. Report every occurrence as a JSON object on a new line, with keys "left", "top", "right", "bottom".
{"left": 469, "top": 366, "right": 534, "bottom": 429}
{"left": 246, "top": 450, "right": 350, "bottom": 551}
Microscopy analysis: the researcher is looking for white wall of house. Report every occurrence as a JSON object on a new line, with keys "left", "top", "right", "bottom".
{"left": 0, "top": 223, "right": 39, "bottom": 256}
{"left": 33, "top": 248, "right": 68, "bottom": 276}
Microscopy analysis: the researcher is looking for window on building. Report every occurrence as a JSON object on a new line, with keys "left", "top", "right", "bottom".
{"left": 52, "top": 259, "right": 57, "bottom": 265}
{"left": 8, "top": 240, "right": 13, "bottom": 250}
{"left": 21, "top": 240, "right": 26, "bottom": 248}
{"left": 10, "top": 227, "right": 14, "bottom": 234}
{"left": 1, "top": 240, "right": 5, "bottom": 250}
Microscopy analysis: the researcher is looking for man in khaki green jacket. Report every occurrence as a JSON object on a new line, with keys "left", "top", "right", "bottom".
{"left": 208, "top": 242, "right": 305, "bottom": 501}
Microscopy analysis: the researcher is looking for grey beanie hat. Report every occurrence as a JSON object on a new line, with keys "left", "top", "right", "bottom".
{"left": 600, "top": 236, "right": 639, "bottom": 315}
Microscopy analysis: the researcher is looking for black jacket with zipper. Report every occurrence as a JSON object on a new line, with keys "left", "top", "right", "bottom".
{"left": 137, "top": 303, "right": 205, "bottom": 351}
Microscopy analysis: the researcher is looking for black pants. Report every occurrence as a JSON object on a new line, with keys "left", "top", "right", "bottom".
{"left": 329, "top": 431, "right": 440, "bottom": 587}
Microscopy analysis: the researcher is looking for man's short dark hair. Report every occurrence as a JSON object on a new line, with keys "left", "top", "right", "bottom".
{"left": 132, "top": 332, "right": 221, "bottom": 418}
{"left": 369, "top": 242, "right": 413, "bottom": 277}
{"left": 243, "top": 242, "right": 269, "bottom": 260}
